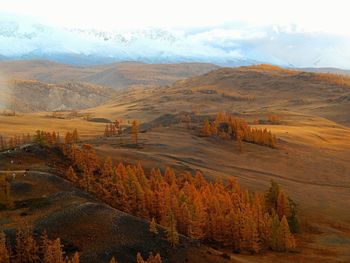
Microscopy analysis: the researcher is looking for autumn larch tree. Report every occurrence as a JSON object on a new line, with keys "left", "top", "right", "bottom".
{"left": 201, "top": 118, "right": 211, "bottom": 136}
{"left": 277, "top": 190, "right": 290, "bottom": 219}
{"left": 66, "top": 166, "right": 79, "bottom": 183}
{"left": 58, "top": 141, "right": 298, "bottom": 254}
{"left": 265, "top": 180, "right": 280, "bottom": 212}
{"left": 15, "top": 227, "right": 39, "bottom": 263}
{"left": 269, "top": 214, "right": 280, "bottom": 251}
{"left": 69, "top": 252, "right": 80, "bottom": 263}
{"left": 131, "top": 120, "right": 139, "bottom": 144}
{"left": 72, "top": 129, "right": 79, "bottom": 143}
{"left": 236, "top": 129, "right": 243, "bottom": 152}
{"left": 137, "top": 252, "right": 162, "bottom": 263}
{"left": 136, "top": 252, "right": 145, "bottom": 263}
{"left": 109, "top": 256, "right": 117, "bottom": 263}
{"left": 149, "top": 218, "right": 158, "bottom": 235}
{"left": 0, "top": 176, "right": 13, "bottom": 209}
{"left": 104, "top": 125, "right": 110, "bottom": 137}
{"left": 43, "top": 238, "right": 65, "bottom": 263}
{"left": 165, "top": 209, "right": 179, "bottom": 247}
{"left": 277, "top": 215, "right": 296, "bottom": 252}
{"left": 0, "top": 231, "right": 10, "bottom": 263}
{"left": 0, "top": 135, "right": 6, "bottom": 151}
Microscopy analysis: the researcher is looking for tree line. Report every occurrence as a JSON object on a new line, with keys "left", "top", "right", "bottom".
{"left": 60, "top": 130, "right": 297, "bottom": 254}
{"left": 0, "top": 134, "right": 32, "bottom": 151}
{"left": 201, "top": 112, "right": 277, "bottom": 148}
{"left": 0, "top": 229, "right": 161, "bottom": 263}
{"left": 103, "top": 119, "right": 140, "bottom": 145}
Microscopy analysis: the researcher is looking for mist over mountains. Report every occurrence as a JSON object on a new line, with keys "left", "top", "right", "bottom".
{"left": 1, "top": 12, "right": 350, "bottom": 68}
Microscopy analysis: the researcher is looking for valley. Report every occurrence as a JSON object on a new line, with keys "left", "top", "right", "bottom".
{"left": 1, "top": 62, "right": 350, "bottom": 262}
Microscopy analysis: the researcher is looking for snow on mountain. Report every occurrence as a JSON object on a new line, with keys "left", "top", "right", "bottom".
{"left": 0, "top": 12, "right": 349, "bottom": 68}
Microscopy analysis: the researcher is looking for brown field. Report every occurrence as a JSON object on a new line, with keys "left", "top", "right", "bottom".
{"left": 1, "top": 63, "right": 350, "bottom": 262}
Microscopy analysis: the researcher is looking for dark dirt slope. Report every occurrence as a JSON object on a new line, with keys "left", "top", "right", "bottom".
{"left": 0, "top": 145, "right": 228, "bottom": 263}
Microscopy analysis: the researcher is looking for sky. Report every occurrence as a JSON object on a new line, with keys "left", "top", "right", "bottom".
{"left": 1, "top": 0, "right": 350, "bottom": 68}
{"left": 1, "top": 0, "right": 349, "bottom": 34}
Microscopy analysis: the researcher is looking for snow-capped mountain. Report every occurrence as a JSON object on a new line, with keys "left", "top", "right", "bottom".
{"left": 0, "top": 12, "right": 349, "bottom": 68}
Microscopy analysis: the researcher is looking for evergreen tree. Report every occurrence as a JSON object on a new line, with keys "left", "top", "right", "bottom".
{"left": 287, "top": 198, "right": 300, "bottom": 233}
{"left": 269, "top": 215, "right": 280, "bottom": 251}
{"left": 266, "top": 180, "right": 280, "bottom": 212}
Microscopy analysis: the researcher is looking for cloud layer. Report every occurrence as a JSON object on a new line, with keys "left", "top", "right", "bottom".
{"left": 1, "top": 12, "right": 350, "bottom": 68}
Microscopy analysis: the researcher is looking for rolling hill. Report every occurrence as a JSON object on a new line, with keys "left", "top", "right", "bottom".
{"left": 0, "top": 60, "right": 219, "bottom": 90}
{"left": 0, "top": 79, "right": 115, "bottom": 112}
{"left": 1, "top": 63, "right": 350, "bottom": 263}
{"left": 88, "top": 64, "right": 350, "bottom": 126}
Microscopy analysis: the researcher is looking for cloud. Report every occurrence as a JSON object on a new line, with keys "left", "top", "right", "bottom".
{"left": 1, "top": 12, "right": 350, "bottom": 68}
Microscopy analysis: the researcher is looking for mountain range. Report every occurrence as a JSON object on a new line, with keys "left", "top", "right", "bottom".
{"left": 1, "top": 12, "right": 350, "bottom": 68}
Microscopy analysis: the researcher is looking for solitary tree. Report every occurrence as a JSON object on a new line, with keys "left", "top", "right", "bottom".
{"left": 202, "top": 119, "right": 211, "bottom": 136}
{"left": 131, "top": 120, "right": 139, "bottom": 144}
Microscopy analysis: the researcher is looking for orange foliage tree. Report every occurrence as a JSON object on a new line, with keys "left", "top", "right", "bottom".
{"left": 58, "top": 136, "right": 297, "bottom": 253}
{"left": 201, "top": 112, "right": 277, "bottom": 148}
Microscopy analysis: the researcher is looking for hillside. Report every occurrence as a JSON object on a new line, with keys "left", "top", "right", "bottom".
{"left": 0, "top": 79, "right": 115, "bottom": 112}
{"left": 0, "top": 144, "right": 231, "bottom": 263}
{"left": 88, "top": 64, "right": 350, "bottom": 126}
{"left": 1, "top": 64, "right": 350, "bottom": 262}
{"left": 0, "top": 60, "right": 219, "bottom": 90}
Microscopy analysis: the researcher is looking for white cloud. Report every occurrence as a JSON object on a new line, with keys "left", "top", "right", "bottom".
{"left": 1, "top": 1, "right": 350, "bottom": 68}
{"left": 1, "top": 0, "right": 350, "bottom": 36}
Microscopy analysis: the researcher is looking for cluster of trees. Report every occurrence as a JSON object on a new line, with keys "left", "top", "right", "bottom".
{"left": 0, "top": 230, "right": 162, "bottom": 263}
{"left": 0, "top": 134, "right": 32, "bottom": 151}
{"left": 136, "top": 252, "right": 162, "bottom": 263}
{"left": 0, "top": 228, "right": 79, "bottom": 263}
{"left": 103, "top": 119, "right": 139, "bottom": 145}
{"left": 201, "top": 112, "right": 277, "bottom": 148}
{"left": 104, "top": 120, "right": 123, "bottom": 137}
{"left": 313, "top": 72, "right": 348, "bottom": 87}
{"left": 60, "top": 135, "right": 296, "bottom": 253}
{"left": 33, "top": 131, "right": 61, "bottom": 146}
{"left": 267, "top": 115, "right": 281, "bottom": 124}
